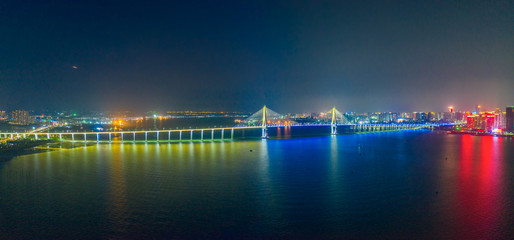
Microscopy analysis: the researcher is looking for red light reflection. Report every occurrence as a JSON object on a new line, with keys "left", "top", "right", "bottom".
{"left": 455, "top": 136, "right": 504, "bottom": 239}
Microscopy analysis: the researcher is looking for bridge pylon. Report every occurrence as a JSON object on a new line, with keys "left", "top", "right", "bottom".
{"left": 262, "top": 105, "right": 268, "bottom": 139}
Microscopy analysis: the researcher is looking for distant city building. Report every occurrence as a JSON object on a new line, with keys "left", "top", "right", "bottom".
{"left": 10, "top": 110, "right": 30, "bottom": 125}
{"left": 466, "top": 113, "right": 477, "bottom": 129}
{"left": 480, "top": 112, "right": 495, "bottom": 132}
{"left": 464, "top": 110, "right": 505, "bottom": 132}
{"left": 0, "top": 110, "right": 6, "bottom": 120}
{"left": 493, "top": 108, "right": 505, "bottom": 131}
{"left": 506, "top": 107, "right": 514, "bottom": 132}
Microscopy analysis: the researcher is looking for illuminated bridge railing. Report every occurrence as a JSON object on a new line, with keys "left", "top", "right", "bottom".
{"left": 0, "top": 126, "right": 261, "bottom": 143}
{"left": 0, "top": 123, "right": 453, "bottom": 143}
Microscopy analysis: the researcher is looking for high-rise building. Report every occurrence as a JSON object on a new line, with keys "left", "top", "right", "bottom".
{"left": 466, "top": 114, "right": 477, "bottom": 129}
{"left": 493, "top": 108, "right": 504, "bottom": 131}
{"left": 506, "top": 107, "right": 514, "bottom": 132}
{"left": 11, "top": 110, "right": 30, "bottom": 125}
{"left": 455, "top": 111, "right": 465, "bottom": 122}
{"left": 481, "top": 112, "right": 495, "bottom": 131}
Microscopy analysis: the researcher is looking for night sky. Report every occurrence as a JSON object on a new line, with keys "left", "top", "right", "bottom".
{"left": 1, "top": 1, "right": 513, "bottom": 113}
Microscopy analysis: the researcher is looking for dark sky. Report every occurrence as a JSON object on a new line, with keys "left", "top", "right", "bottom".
{"left": 1, "top": 0, "right": 513, "bottom": 113}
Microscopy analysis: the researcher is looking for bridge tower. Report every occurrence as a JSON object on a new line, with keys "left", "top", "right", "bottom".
{"left": 262, "top": 105, "right": 268, "bottom": 139}
{"left": 331, "top": 106, "right": 337, "bottom": 135}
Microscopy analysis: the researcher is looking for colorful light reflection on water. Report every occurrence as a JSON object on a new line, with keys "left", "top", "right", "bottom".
{"left": 0, "top": 131, "right": 513, "bottom": 239}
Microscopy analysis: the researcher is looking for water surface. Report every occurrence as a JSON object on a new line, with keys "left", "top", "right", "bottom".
{"left": 1, "top": 130, "right": 513, "bottom": 239}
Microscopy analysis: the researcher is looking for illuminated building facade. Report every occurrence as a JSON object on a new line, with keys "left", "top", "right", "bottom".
{"left": 466, "top": 114, "right": 477, "bottom": 129}
{"left": 481, "top": 112, "right": 495, "bottom": 131}
{"left": 464, "top": 109, "right": 505, "bottom": 132}
{"left": 11, "top": 110, "right": 30, "bottom": 125}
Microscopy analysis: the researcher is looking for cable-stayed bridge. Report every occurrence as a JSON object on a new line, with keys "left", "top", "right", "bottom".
{"left": 0, "top": 106, "right": 453, "bottom": 143}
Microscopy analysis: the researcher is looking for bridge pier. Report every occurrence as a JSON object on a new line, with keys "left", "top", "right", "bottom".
{"left": 262, "top": 127, "right": 268, "bottom": 139}
{"left": 97, "top": 133, "right": 99, "bottom": 142}
{"left": 72, "top": 133, "right": 74, "bottom": 142}
{"left": 133, "top": 132, "right": 136, "bottom": 142}
{"left": 156, "top": 132, "right": 159, "bottom": 142}
{"left": 231, "top": 128, "right": 234, "bottom": 140}
{"left": 168, "top": 131, "right": 171, "bottom": 142}
{"left": 145, "top": 132, "right": 148, "bottom": 142}
{"left": 60, "top": 134, "right": 62, "bottom": 141}
{"left": 179, "top": 130, "right": 182, "bottom": 141}
{"left": 190, "top": 130, "right": 193, "bottom": 141}
{"left": 221, "top": 129, "right": 224, "bottom": 141}
{"left": 84, "top": 133, "right": 87, "bottom": 142}
{"left": 201, "top": 130, "right": 204, "bottom": 141}
{"left": 211, "top": 129, "right": 214, "bottom": 141}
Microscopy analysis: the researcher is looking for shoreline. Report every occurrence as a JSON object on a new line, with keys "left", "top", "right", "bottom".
{"left": 447, "top": 130, "right": 513, "bottom": 137}
{"left": 0, "top": 139, "right": 52, "bottom": 161}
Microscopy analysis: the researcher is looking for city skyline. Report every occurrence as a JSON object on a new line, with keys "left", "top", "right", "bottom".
{"left": 1, "top": 1, "right": 513, "bottom": 112}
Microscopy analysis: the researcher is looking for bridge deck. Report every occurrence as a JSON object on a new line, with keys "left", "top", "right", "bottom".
{"left": 0, "top": 123, "right": 454, "bottom": 143}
